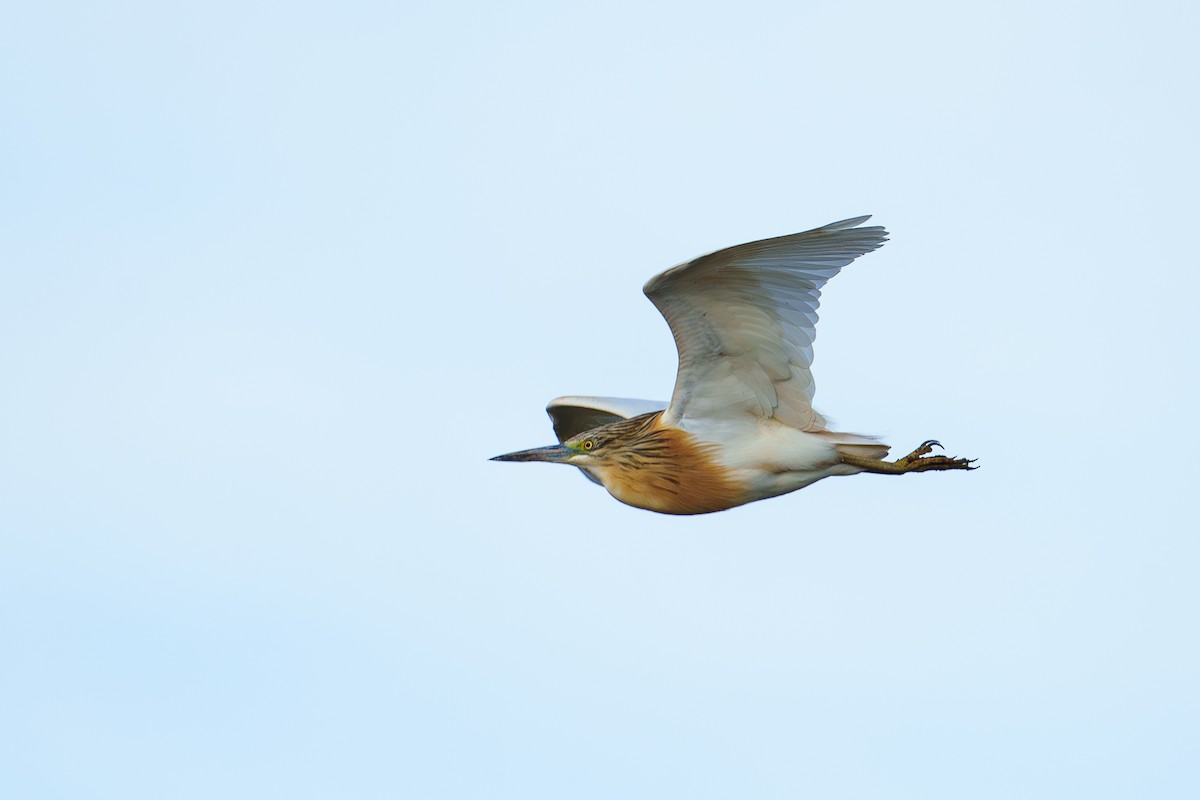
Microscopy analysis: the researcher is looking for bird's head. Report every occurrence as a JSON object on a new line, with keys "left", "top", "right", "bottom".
{"left": 491, "top": 412, "right": 666, "bottom": 471}
{"left": 490, "top": 427, "right": 620, "bottom": 468}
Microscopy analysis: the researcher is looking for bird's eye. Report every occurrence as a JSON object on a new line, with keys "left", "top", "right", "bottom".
{"left": 583, "top": 440, "right": 595, "bottom": 450}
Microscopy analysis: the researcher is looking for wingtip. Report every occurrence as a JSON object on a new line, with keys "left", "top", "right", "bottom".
{"left": 822, "top": 214, "right": 873, "bottom": 230}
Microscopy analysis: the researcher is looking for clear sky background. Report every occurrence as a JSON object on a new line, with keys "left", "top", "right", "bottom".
{"left": 3, "top": 1, "right": 1198, "bottom": 798}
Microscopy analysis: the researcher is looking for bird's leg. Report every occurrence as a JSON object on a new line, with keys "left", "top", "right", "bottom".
{"left": 841, "top": 440, "right": 977, "bottom": 474}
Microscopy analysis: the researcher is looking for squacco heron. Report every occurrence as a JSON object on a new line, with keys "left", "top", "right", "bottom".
{"left": 492, "top": 216, "right": 976, "bottom": 514}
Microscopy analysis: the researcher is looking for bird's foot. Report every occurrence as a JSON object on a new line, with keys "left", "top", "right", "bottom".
{"left": 895, "top": 439, "right": 941, "bottom": 467}
{"left": 840, "top": 441, "right": 977, "bottom": 474}
{"left": 893, "top": 440, "right": 976, "bottom": 473}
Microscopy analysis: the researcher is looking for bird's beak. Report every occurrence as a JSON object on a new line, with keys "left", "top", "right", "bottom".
{"left": 490, "top": 443, "right": 573, "bottom": 463}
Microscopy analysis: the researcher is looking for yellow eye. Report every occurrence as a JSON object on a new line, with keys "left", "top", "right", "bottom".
{"left": 583, "top": 440, "right": 594, "bottom": 450}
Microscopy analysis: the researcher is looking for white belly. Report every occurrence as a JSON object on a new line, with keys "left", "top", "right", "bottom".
{"left": 681, "top": 416, "right": 864, "bottom": 502}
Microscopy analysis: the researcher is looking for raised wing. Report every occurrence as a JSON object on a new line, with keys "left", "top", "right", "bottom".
{"left": 643, "top": 216, "right": 887, "bottom": 430}
{"left": 546, "top": 396, "right": 669, "bottom": 485}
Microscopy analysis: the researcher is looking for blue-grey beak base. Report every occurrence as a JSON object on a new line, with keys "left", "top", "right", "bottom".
{"left": 490, "top": 444, "right": 573, "bottom": 463}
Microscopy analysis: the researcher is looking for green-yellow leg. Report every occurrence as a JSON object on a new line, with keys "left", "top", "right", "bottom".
{"left": 842, "top": 440, "right": 977, "bottom": 474}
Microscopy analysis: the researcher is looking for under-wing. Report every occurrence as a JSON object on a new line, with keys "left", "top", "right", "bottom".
{"left": 643, "top": 216, "right": 888, "bottom": 430}
{"left": 547, "top": 395, "right": 668, "bottom": 484}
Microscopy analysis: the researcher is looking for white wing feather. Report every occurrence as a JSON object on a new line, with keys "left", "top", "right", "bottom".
{"left": 643, "top": 216, "right": 887, "bottom": 430}
{"left": 546, "top": 395, "right": 669, "bottom": 441}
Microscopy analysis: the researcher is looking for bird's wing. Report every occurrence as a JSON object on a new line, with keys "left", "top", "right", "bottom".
{"left": 643, "top": 216, "right": 887, "bottom": 430}
{"left": 547, "top": 395, "right": 669, "bottom": 441}
{"left": 546, "top": 396, "right": 669, "bottom": 486}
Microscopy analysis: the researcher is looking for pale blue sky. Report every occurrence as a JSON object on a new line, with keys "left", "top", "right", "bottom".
{"left": 3, "top": 1, "right": 1198, "bottom": 798}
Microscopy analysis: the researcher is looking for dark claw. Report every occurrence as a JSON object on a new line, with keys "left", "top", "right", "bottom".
{"left": 920, "top": 439, "right": 943, "bottom": 450}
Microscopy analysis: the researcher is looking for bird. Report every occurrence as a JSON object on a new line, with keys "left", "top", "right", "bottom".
{"left": 491, "top": 216, "right": 975, "bottom": 514}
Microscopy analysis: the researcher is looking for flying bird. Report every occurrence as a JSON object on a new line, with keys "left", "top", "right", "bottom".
{"left": 492, "top": 216, "right": 975, "bottom": 514}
